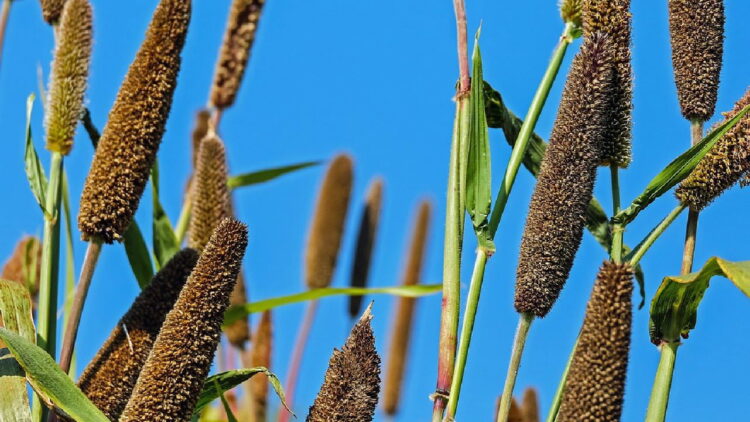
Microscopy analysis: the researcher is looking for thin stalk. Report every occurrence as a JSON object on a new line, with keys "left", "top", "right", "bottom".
{"left": 610, "top": 166, "right": 624, "bottom": 264}
{"left": 489, "top": 22, "right": 576, "bottom": 237}
{"left": 445, "top": 249, "right": 489, "bottom": 420}
{"left": 57, "top": 240, "right": 103, "bottom": 374}
{"left": 680, "top": 120, "right": 704, "bottom": 274}
{"left": 33, "top": 152, "right": 63, "bottom": 422}
{"left": 61, "top": 172, "right": 76, "bottom": 376}
{"left": 544, "top": 338, "right": 576, "bottom": 422}
{"left": 628, "top": 205, "right": 686, "bottom": 267}
{"left": 496, "top": 312, "right": 534, "bottom": 422}
{"left": 278, "top": 299, "right": 319, "bottom": 422}
{"left": 0, "top": 0, "right": 12, "bottom": 70}
{"left": 645, "top": 342, "right": 679, "bottom": 422}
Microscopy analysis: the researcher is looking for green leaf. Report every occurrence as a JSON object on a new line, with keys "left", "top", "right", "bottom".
{"left": 213, "top": 379, "right": 238, "bottom": 422}
{"left": 0, "top": 328, "right": 109, "bottom": 422}
{"left": 483, "top": 82, "right": 646, "bottom": 298}
{"left": 122, "top": 222, "right": 155, "bottom": 289}
{"left": 224, "top": 284, "right": 442, "bottom": 327}
{"left": 151, "top": 162, "right": 179, "bottom": 269}
{"left": 649, "top": 257, "right": 750, "bottom": 343}
{"left": 227, "top": 161, "right": 320, "bottom": 189}
{"left": 193, "top": 368, "right": 292, "bottom": 418}
{"left": 61, "top": 172, "right": 77, "bottom": 376}
{"left": 0, "top": 280, "right": 35, "bottom": 422}
{"left": 465, "top": 34, "right": 493, "bottom": 248}
{"left": 614, "top": 104, "right": 750, "bottom": 226}
{"left": 23, "top": 94, "right": 49, "bottom": 216}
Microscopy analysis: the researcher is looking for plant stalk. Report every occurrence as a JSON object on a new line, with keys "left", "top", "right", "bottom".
{"left": 680, "top": 121, "right": 703, "bottom": 274}
{"left": 0, "top": 0, "right": 12, "bottom": 70}
{"left": 645, "top": 341, "right": 679, "bottom": 422}
{"left": 32, "top": 152, "right": 63, "bottom": 422}
{"left": 496, "top": 312, "right": 534, "bottom": 422}
{"left": 57, "top": 240, "right": 103, "bottom": 374}
{"left": 174, "top": 199, "right": 192, "bottom": 245}
{"left": 278, "top": 299, "right": 319, "bottom": 422}
{"left": 628, "top": 205, "right": 686, "bottom": 267}
{"left": 445, "top": 249, "right": 489, "bottom": 420}
{"left": 544, "top": 337, "right": 576, "bottom": 422}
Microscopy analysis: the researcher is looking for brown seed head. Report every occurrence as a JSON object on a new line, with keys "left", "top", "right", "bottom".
{"left": 508, "top": 398, "right": 524, "bottom": 422}
{"left": 583, "top": 0, "right": 633, "bottom": 167}
{"left": 210, "top": 0, "right": 266, "bottom": 109}
{"left": 76, "top": 249, "right": 198, "bottom": 420}
{"left": 249, "top": 310, "right": 272, "bottom": 422}
{"left": 189, "top": 135, "right": 230, "bottom": 252}
{"left": 668, "top": 0, "right": 724, "bottom": 121}
{"left": 307, "top": 305, "right": 381, "bottom": 422}
{"left": 557, "top": 261, "right": 633, "bottom": 422}
{"left": 1, "top": 236, "right": 42, "bottom": 299}
{"left": 120, "top": 219, "right": 248, "bottom": 422}
{"left": 522, "top": 388, "right": 540, "bottom": 422}
{"left": 191, "top": 109, "right": 211, "bottom": 168}
{"left": 225, "top": 270, "right": 251, "bottom": 347}
{"left": 77, "top": 0, "right": 191, "bottom": 243}
{"left": 560, "top": 0, "right": 583, "bottom": 27}
{"left": 676, "top": 89, "right": 750, "bottom": 210}
{"left": 382, "top": 200, "right": 431, "bottom": 416}
{"left": 515, "top": 35, "right": 614, "bottom": 317}
{"left": 348, "top": 178, "right": 384, "bottom": 318}
{"left": 45, "top": 0, "right": 93, "bottom": 155}
{"left": 305, "top": 154, "right": 354, "bottom": 289}
{"left": 40, "top": 0, "right": 66, "bottom": 24}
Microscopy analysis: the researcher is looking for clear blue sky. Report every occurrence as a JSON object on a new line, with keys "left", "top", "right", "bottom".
{"left": 1, "top": 0, "right": 749, "bottom": 420}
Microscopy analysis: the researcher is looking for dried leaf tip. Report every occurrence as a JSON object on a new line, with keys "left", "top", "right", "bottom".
{"left": 45, "top": 0, "right": 93, "bottom": 155}
{"left": 305, "top": 154, "right": 354, "bottom": 289}
{"left": 515, "top": 34, "right": 614, "bottom": 317}
{"left": 676, "top": 89, "right": 750, "bottom": 211}
{"left": 307, "top": 304, "right": 381, "bottom": 422}
{"left": 40, "top": 0, "right": 66, "bottom": 24}
{"left": 560, "top": 0, "right": 582, "bottom": 27}
{"left": 348, "top": 178, "right": 384, "bottom": 318}
{"left": 120, "top": 219, "right": 248, "bottom": 422}
{"left": 583, "top": 0, "right": 633, "bottom": 168}
{"left": 210, "top": 0, "right": 266, "bottom": 109}
{"left": 557, "top": 261, "right": 633, "bottom": 422}
{"left": 77, "top": 249, "right": 199, "bottom": 420}
{"left": 189, "top": 135, "right": 230, "bottom": 252}
{"left": 77, "top": 0, "right": 191, "bottom": 243}
{"left": 669, "top": 0, "right": 724, "bottom": 122}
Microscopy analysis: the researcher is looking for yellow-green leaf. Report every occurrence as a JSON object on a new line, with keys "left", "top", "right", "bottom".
{"left": 0, "top": 280, "right": 35, "bottom": 422}
{"left": 227, "top": 161, "right": 320, "bottom": 189}
{"left": 23, "top": 94, "right": 49, "bottom": 216}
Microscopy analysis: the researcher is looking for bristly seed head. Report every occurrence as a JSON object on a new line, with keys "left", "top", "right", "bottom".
{"left": 77, "top": 0, "right": 191, "bottom": 243}
{"left": 45, "top": 0, "right": 93, "bottom": 156}
{"left": 210, "top": 0, "right": 266, "bottom": 109}
{"left": 305, "top": 154, "right": 354, "bottom": 289}
{"left": 249, "top": 310, "right": 272, "bottom": 422}
{"left": 120, "top": 219, "right": 248, "bottom": 422}
{"left": 40, "top": 0, "right": 66, "bottom": 24}
{"left": 560, "top": 0, "right": 583, "bottom": 27}
{"left": 668, "top": 0, "right": 725, "bottom": 122}
{"left": 306, "top": 305, "right": 381, "bottom": 422}
{"left": 557, "top": 261, "right": 633, "bottom": 422}
{"left": 189, "top": 135, "right": 230, "bottom": 252}
{"left": 348, "top": 178, "right": 384, "bottom": 319}
{"left": 514, "top": 34, "right": 615, "bottom": 318}
{"left": 522, "top": 388, "right": 540, "bottom": 422}
{"left": 583, "top": 0, "right": 633, "bottom": 168}
{"left": 676, "top": 88, "right": 750, "bottom": 211}
{"left": 76, "top": 249, "right": 198, "bottom": 420}
{"left": 190, "top": 109, "right": 211, "bottom": 168}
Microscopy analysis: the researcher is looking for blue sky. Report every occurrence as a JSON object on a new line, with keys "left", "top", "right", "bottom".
{"left": 1, "top": 0, "right": 749, "bottom": 420}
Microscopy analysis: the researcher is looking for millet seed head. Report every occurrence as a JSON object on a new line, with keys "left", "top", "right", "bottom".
{"left": 382, "top": 200, "right": 431, "bottom": 416}
{"left": 508, "top": 398, "right": 524, "bottom": 422}
{"left": 522, "top": 388, "right": 540, "bottom": 422}
{"left": 668, "top": 0, "right": 724, "bottom": 122}
{"left": 249, "top": 310, "right": 273, "bottom": 422}
{"left": 210, "top": 0, "right": 266, "bottom": 109}
{"left": 583, "top": 0, "right": 633, "bottom": 167}
{"left": 189, "top": 135, "right": 230, "bottom": 252}
{"left": 560, "top": 0, "right": 583, "bottom": 27}
{"left": 76, "top": 249, "right": 198, "bottom": 420}
{"left": 348, "top": 178, "right": 384, "bottom": 319}
{"left": 39, "top": 0, "right": 66, "bottom": 24}
{"left": 1, "top": 236, "right": 42, "bottom": 299}
{"left": 676, "top": 88, "right": 750, "bottom": 211}
{"left": 306, "top": 305, "right": 381, "bottom": 422}
{"left": 45, "top": 0, "right": 92, "bottom": 156}
{"left": 557, "top": 261, "right": 633, "bottom": 422}
{"left": 120, "top": 219, "right": 248, "bottom": 422}
{"left": 77, "top": 0, "right": 191, "bottom": 243}
{"left": 515, "top": 34, "right": 615, "bottom": 318}
{"left": 225, "top": 270, "right": 251, "bottom": 347}
{"left": 190, "top": 109, "right": 211, "bottom": 168}
{"left": 305, "top": 154, "right": 354, "bottom": 289}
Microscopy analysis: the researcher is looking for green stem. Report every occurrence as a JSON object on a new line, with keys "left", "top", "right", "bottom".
{"left": 496, "top": 313, "right": 534, "bottom": 422}
{"left": 33, "top": 152, "right": 63, "bottom": 422}
{"left": 627, "top": 205, "right": 686, "bottom": 267}
{"left": 61, "top": 171, "right": 76, "bottom": 376}
{"left": 174, "top": 197, "right": 192, "bottom": 245}
{"left": 445, "top": 249, "right": 489, "bottom": 419}
{"left": 489, "top": 22, "right": 576, "bottom": 237}
{"left": 680, "top": 120, "right": 704, "bottom": 274}
{"left": 610, "top": 166, "right": 624, "bottom": 264}
{"left": 645, "top": 342, "right": 679, "bottom": 422}
{"left": 544, "top": 338, "right": 576, "bottom": 422}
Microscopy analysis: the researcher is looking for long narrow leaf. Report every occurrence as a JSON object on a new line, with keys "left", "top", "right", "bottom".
{"left": 0, "top": 280, "right": 35, "bottom": 421}
{"left": 227, "top": 161, "right": 320, "bottom": 189}
{"left": 23, "top": 94, "right": 49, "bottom": 216}
{"left": 223, "top": 284, "right": 441, "bottom": 326}
{"left": 193, "top": 368, "right": 291, "bottom": 417}
{"left": 122, "top": 222, "right": 154, "bottom": 289}
{"left": 0, "top": 328, "right": 109, "bottom": 422}
{"left": 649, "top": 258, "right": 750, "bottom": 344}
